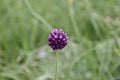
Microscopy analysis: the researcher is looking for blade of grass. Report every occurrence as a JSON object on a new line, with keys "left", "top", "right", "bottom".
{"left": 24, "top": 0, "right": 53, "bottom": 31}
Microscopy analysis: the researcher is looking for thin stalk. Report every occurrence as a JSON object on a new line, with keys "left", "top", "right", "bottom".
{"left": 55, "top": 52, "right": 59, "bottom": 80}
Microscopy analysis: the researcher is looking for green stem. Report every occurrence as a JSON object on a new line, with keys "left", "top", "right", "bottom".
{"left": 55, "top": 52, "right": 58, "bottom": 80}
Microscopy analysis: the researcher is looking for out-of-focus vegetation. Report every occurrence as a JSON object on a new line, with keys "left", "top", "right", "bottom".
{"left": 0, "top": 0, "right": 120, "bottom": 80}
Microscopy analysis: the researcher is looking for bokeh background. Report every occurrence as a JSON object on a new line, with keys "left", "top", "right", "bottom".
{"left": 0, "top": 0, "right": 120, "bottom": 80}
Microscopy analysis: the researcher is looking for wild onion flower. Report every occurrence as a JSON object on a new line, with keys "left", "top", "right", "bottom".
{"left": 48, "top": 29, "right": 69, "bottom": 80}
{"left": 48, "top": 29, "right": 69, "bottom": 50}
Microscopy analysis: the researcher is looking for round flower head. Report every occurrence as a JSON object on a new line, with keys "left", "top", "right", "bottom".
{"left": 48, "top": 29, "right": 69, "bottom": 50}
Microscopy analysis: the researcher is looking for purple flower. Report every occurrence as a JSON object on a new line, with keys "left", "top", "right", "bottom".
{"left": 48, "top": 29, "right": 69, "bottom": 50}
{"left": 38, "top": 49, "right": 46, "bottom": 58}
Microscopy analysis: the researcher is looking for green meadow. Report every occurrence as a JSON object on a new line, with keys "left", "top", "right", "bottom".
{"left": 0, "top": 0, "right": 120, "bottom": 80}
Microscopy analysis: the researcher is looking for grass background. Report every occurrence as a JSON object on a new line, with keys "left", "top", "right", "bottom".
{"left": 0, "top": 0, "right": 120, "bottom": 80}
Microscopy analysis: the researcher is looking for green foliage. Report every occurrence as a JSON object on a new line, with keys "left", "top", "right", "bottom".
{"left": 0, "top": 0, "right": 120, "bottom": 80}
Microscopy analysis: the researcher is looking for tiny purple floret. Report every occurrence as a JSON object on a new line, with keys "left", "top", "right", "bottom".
{"left": 48, "top": 29, "right": 69, "bottom": 50}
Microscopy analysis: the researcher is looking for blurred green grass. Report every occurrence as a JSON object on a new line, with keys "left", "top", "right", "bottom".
{"left": 0, "top": 0, "right": 120, "bottom": 80}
